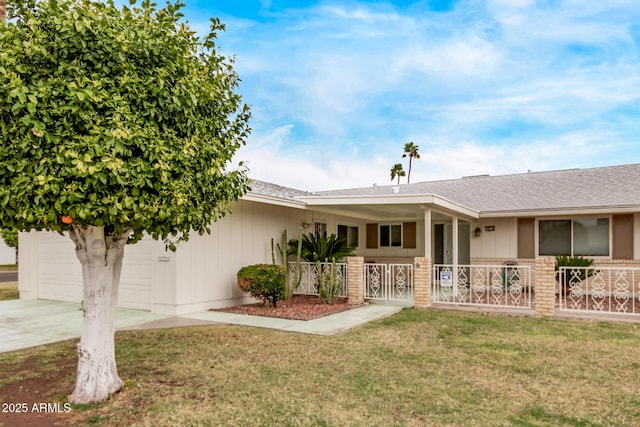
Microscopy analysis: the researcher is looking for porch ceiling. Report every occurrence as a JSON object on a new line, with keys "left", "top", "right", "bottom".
{"left": 307, "top": 203, "right": 468, "bottom": 223}
{"left": 300, "top": 193, "right": 479, "bottom": 222}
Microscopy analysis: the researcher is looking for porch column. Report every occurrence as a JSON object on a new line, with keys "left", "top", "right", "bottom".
{"left": 534, "top": 257, "right": 556, "bottom": 317}
{"left": 452, "top": 216, "right": 459, "bottom": 295}
{"left": 423, "top": 208, "right": 432, "bottom": 258}
{"left": 414, "top": 257, "right": 432, "bottom": 308}
{"left": 346, "top": 256, "right": 364, "bottom": 305}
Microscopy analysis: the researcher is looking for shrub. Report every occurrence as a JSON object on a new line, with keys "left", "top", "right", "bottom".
{"left": 237, "top": 264, "right": 286, "bottom": 307}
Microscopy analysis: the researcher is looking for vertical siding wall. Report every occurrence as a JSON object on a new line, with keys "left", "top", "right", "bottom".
{"left": 170, "top": 200, "right": 371, "bottom": 314}
{"left": 18, "top": 200, "right": 367, "bottom": 315}
{"left": 469, "top": 218, "right": 518, "bottom": 259}
{"left": 470, "top": 214, "right": 640, "bottom": 262}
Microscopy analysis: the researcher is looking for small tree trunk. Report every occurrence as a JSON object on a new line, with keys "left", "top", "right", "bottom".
{"left": 68, "top": 225, "right": 130, "bottom": 404}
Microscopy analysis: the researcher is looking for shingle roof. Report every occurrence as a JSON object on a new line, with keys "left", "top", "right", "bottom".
{"left": 248, "top": 180, "right": 314, "bottom": 200}
{"left": 310, "top": 163, "right": 640, "bottom": 213}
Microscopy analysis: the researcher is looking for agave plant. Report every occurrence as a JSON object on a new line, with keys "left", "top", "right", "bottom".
{"left": 288, "top": 232, "right": 355, "bottom": 262}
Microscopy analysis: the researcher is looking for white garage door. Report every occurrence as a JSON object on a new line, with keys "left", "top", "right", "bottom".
{"left": 37, "top": 232, "right": 154, "bottom": 311}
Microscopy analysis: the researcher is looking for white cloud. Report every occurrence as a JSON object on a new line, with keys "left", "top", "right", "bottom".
{"left": 397, "top": 36, "right": 503, "bottom": 78}
{"left": 188, "top": 0, "right": 640, "bottom": 190}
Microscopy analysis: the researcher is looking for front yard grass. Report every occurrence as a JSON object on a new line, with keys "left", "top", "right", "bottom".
{"left": 0, "top": 264, "right": 17, "bottom": 271}
{"left": 1, "top": 308, "right": 640, "bottom": 426}
{"left": 0, "top": 282, "right": 18, "bottom": 301}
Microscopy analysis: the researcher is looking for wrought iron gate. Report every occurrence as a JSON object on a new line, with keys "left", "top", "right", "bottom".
{"left": 364, "top": 263, "right": 413, "bottom": 302}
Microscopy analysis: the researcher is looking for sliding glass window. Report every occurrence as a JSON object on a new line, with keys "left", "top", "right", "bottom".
{"left": 539, "top": 218, "right": 609, "bottom": 257}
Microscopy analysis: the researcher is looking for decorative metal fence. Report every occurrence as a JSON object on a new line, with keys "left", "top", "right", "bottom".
{"left": 433, "top": 264, "right": 533, "bottom": 309}
{"left": 364, "top": 263, "right": 414, "bottom": 302}
{"left": 558, "top": 266, "right": 640, "bottom": 316}
{"left": 289, "top": 262, "right": 348, "bottom": 297}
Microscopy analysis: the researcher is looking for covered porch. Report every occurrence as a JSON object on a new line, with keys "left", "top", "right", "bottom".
{"left": 301, "top": 191, "right": 478, "bottom": 267}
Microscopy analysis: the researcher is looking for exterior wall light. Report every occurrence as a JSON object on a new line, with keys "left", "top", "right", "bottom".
{"left": 474, "top": 227, "right": 482, "bottom": 237}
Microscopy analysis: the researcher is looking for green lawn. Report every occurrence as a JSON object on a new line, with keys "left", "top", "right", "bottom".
{"left": 1, "top": 309, "right": 639, "bottom": 426}
{"left": 0, "top": 264, "right": 17, "bottom": 271}
{"left": 0, "top": 282, "right": 18, "bottom": 301}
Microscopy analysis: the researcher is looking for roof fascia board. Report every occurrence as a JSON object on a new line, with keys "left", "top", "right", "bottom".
{"left": 481, "top": 206, "right": 640, "bottom": 218}
{"left": 242, "top": 193, "right": 307, "bottom": 209}
{"left": 431, "top": 195, "right": 479, "bottom": 220}
{"left": 300, "top": 194, "right": 435, "bottom": 205}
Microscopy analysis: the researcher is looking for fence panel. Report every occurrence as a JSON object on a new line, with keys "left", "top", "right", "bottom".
{"left": 558, "top": 266, "right": 640, "bottom": 316}
{"left": 433, "top": 264, "right": 532, "bottom": 309}
{"left": 290, "top": 262, "right": 348, "bottom": 297}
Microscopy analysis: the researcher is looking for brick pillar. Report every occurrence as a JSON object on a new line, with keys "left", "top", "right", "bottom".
{"left": 414, "top": 257, "right": 432, "bottom": 308}
{"left": 346, "top": 256, "right": 364, "bottom": 305}
{"left": 535, "top": 257, "right": 556, "bottom": 317}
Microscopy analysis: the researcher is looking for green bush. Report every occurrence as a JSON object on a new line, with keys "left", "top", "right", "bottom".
{"left": 237, "top": 264, "right": 286, "bottom": 307}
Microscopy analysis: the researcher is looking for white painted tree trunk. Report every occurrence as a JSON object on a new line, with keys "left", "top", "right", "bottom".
{"left": 68, "top": 225, "right": 130, "bottom": 404}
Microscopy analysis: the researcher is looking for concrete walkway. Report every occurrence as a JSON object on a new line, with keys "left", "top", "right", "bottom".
{"left": 0, "top": 299, "right": 402, "bottom": 354}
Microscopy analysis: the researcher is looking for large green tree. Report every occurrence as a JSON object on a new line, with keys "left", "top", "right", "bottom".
{"left": 0, "top": 0, "right": 250, "bottom": 403}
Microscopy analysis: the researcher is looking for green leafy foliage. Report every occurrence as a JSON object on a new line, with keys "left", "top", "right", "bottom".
{"left": 0, "top": 228, "right": 18, "bottom": 248}
{"left": 236, "top": 264, "right": 286, "bottom": 308}
{"left": 288, "top": 233, "right": 355, "bottom": 262}
{"left": 0, "top": 0, "right": 250, "bottom": 246}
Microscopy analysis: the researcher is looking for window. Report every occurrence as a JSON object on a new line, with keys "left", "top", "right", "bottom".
{"left": 314, "top": 221, "right": 327, "bottom": 238}
{"left": 539, "top": 218, "right": 609, "bottom": 256}
{"left": 380, "top": 224, "right": 402, "bottom": 247}
{"left": 338, "top": 225, "right": 359, "bottom": 247}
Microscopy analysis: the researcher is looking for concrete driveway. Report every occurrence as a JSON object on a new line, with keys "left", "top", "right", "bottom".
{"left": 0, "top": 299, "right": 402, "bottom": 354}
{"left": 0, "top": 299, "right": 171, "bottom": 353}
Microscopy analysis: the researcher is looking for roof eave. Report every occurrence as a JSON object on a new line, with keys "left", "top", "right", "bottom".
{"left": 242, "top": 192, "right": 307, "bottom": 209}
{"left": 480, "top": 205, "right": 640, "bottom": 218}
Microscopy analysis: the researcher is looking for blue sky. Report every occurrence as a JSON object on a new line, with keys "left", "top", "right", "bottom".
{"left": 178, "top": 0, "right": 640, "bottom": 191}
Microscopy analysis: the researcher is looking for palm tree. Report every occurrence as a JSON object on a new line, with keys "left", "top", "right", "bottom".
{"left": 402, "top": 141, "right": 420, "bottom": 184}
{"left": 390, "top": 163, "right": 405, "bottom": 185}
